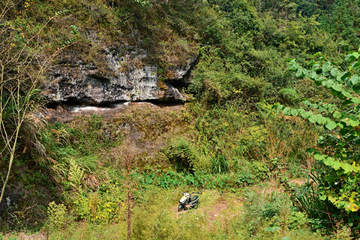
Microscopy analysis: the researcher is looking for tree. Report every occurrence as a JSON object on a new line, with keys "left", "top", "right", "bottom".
{"left": 277, "top": 49, "right": 360, "bottom": 233}
{"left": 0, "top": 0, "right": 74, "bottom": 206}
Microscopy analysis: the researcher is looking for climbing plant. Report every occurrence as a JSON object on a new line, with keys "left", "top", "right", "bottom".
{"left": 277, "top": 49, "right": 360, "bottom": 232}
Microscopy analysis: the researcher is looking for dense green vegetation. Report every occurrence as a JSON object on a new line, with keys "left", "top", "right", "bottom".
{"left": 1, "top": 0, "right": 360, "bottom": 239}
{"left": 278, "top": 49, "right": 360, "bottom": 233}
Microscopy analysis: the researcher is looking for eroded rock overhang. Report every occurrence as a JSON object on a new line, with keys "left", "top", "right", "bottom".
{"left": 43, "top": 44, "right": 197, "bottom": 106}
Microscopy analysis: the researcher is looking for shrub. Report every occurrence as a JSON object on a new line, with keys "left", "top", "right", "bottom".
{"left": 162, "top": 138, "right": 195, "bottom": 173}
{"left": 244, "top": 190, "right": 292, "bottom": 236}
{"left": 211, "top": 154, "right": 229, "bottom": 174}
{"left": 68, "top": 159, "right": 85, "bottom": 188}
{"left": 278, "top": 49, "right": 360, "bottom": 235}
{"left": 278, "top": 88, "right": 299, "bottom": 105}
{"left": 47, "top": 201, "right": 67, "bottom": 231}
{"left": 72, "top": 181, "right": 124, "bottom": 223}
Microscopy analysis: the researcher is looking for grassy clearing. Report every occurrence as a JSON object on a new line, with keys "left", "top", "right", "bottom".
{"left": 0, "top": 103, "right": 326, "bottom": 236}
{"left": 1, "top": 100, "right": 349, "bottom": 239}
{"left": 5, "top": 186, "right": 348, "bottom": 240}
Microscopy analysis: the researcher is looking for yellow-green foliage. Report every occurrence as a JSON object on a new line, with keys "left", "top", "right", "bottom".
{"left": 1, "top": 0, "right": 201, "bottom": 75}
{"left": 2, "top": 0, "right": 359, "bottom": 237}
{"left": 47, "top": 201, "right": 67, "bottom": 230}
{"left": 72, "top": 181, "right": 124, "bottom": 224}
{"left": 68, "top": 159, "right": 85, "bottom": 188}
{"left": 162, "top": 102, "right": 318, "bottom": 179}
{"left": 45, "top": 187, "right": 338, "bottom": 240}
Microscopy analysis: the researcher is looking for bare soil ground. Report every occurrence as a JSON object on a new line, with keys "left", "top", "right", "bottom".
{"left": 43, "top": 102, "right": 184, "bottom": 123}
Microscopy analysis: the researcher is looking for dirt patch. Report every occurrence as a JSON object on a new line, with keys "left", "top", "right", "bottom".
{"left": 5, "top": 232, "right": 47, "bottom": 240}
{"left": 216, "top": 197, "right": 227, "bottom": 204}
{"left": 208, "top": 203, "right": 227, "bottom": 221}
{"left": 174, "top": 202, "right": 229, "bottom": 226}
{"left": 289, "top": 179, "right": 308, "bottom": 185}
{"left": 43, "top": 102, "right": 185, "bottom": 123}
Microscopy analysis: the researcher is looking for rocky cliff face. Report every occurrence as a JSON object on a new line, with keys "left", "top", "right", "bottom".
{"left": 43, "top": 45, "right": 196, "bottom": 105}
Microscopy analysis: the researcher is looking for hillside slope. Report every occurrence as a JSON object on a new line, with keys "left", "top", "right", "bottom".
{"left": 0, "top": 0, "right": 359, "bottom": 238}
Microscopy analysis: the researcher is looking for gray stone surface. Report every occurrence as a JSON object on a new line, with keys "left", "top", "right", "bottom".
{"left": 0, "top": 192, "right": 20, "bottom": 216}
{"left": 43, "top": 45, "right": 196, "bottom": 105}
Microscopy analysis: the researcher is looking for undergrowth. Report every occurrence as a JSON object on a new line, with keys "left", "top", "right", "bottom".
{"left": 1, "top": 0, "right": 360, "bottom": 238}
{"left": 0, "top": 104, "right": 349, "bottom": 239}
{"left": 38, "top": 188, "right": 348, "bottom": 240}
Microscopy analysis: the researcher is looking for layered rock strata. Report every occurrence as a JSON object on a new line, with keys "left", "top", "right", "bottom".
{"left": 43, "top": 45, "right": 196, "bottom": 105}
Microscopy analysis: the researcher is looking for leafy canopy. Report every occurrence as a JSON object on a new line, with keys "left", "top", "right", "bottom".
{"left": 277, "top": 49, "right": 360, "bottom": 216}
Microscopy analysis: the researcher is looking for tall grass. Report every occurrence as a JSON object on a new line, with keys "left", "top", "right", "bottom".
{"left": 43, "top": 188, "right": 336, "bottom": 240}
{"left": 160, "top": 102, "right": 318, "bottom": 180}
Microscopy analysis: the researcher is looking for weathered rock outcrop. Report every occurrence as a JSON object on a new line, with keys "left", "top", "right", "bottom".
{"left": 43, "top": 45, "right": 196, "bottom": 105}
{"left": 0, "top": 192, "right": 20, "bottom": 217}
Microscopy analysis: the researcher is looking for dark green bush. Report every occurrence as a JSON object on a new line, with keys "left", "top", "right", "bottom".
{"left": 278, "top": 88, "right": 299, "bottom": 105}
